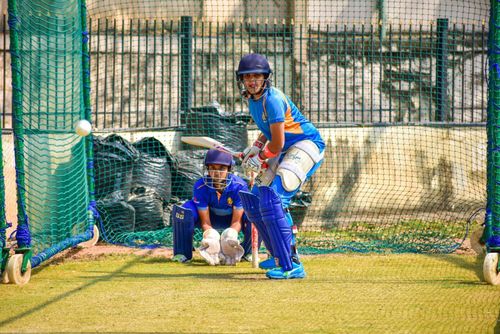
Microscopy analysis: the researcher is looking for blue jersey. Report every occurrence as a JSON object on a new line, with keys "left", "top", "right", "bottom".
{"left": 192, "top": 174, "right": 249, "bottom": 217}
{"left": 248, "top": 87, "right": 325, "bottom": 152}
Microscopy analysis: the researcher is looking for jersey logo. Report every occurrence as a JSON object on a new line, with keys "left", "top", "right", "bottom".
{"left": 227, "top": 197, "right": 233, "bottom": 205}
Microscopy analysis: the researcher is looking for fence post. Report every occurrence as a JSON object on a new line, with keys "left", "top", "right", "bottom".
{"left": 436, "top": 18, "right": 449, "bottom": 121}
{"left": 378, "top": 0, "right": 387, "bottom": 41}
{"left": 180, "top": 16, "right": 193, "bottom": 123}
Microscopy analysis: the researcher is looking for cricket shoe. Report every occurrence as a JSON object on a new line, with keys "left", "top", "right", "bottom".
{"left": 266, "top": 262, "right": 306, "bottom": 279}
{"left": 172, "top": 254, "right": 190, "bottom": 263}
{"left": 259, "top": 257, "right": 277, "bottom": 270}
{"left": 242, "top": 253, "right": 253, "bottom": 262}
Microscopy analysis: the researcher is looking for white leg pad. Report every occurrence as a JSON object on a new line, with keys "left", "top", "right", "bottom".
{"left": 277, "top": 140, "right": 323, "bottom": 192}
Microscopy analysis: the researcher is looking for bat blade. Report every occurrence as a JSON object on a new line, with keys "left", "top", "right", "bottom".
{"left": 181, "top": 136, "right": 241, "bottom": 158}
{"left": 251, "top": 224, "right": 259, "bottom": 268}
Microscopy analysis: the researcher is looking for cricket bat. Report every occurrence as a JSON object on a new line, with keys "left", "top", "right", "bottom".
{"left": 181, "top": 136, "right": 242, "bottom": 158}
{"left": 249, "top": 171, "right": 259, "bottom": 269}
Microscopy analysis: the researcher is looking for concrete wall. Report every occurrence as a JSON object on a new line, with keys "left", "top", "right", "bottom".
{"left": 0, "top": 0, "right": 488, "bottom": 30}
{"left": 306, "top": 126, "right": 485, "bottom": 226}
{"left": 82, "top": 0, "right": 489, "bottom": 25}
{"left": 307, "top": 0, "right": 488, "bottom": 25}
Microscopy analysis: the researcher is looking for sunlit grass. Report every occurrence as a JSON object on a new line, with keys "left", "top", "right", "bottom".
{"left": 0, "top": 252, "right": 499, "bottom": 333}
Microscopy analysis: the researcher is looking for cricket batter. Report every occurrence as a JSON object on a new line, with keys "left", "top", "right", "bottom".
{"left": 236, "top": 53, "right": 325, "bottom": 279}
{"left": 172, "top": 149, "right": 252, "bottom": 266}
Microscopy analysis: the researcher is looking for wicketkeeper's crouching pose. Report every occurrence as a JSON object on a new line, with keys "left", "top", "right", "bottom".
{"left": 236, "top": 53, "right": 325, "bottom": 279}
{"left": 172, "top": 149, "right": 253, "bottom": 265}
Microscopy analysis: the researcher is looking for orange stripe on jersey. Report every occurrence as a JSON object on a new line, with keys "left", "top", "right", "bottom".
{"left": 284, "top": 108, "right": 303, "bottom": 134}
{"left": 275, "top": 89, "right": 303, "bottom": 134}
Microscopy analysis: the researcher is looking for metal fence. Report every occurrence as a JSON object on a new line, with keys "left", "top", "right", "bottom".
{"left": 0, "top": 16, "right": 489, "bottom": 129}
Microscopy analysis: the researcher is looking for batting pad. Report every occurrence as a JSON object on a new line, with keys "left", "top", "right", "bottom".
{"left": 172, "top": 205, "right": 195, "bottom": 260}
{"left": 258, "top": 186, "right": 293, "bottom": 272}
{"left": 239, "top": 190, "right": 274, "bottom": 257}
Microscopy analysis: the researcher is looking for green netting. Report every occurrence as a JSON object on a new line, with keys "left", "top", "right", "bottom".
{"left": 5, "top": 1, "right": 492, "bottom": 255}
{"left": 8, "top": 0, "right": 94, "bottom": 266}
{"left": 0, "top": 109, "right": 7, "bottom": 275}
{"left": 487, "top": 0, "right": 500, "bottom": 251}
{"left": 82, "top": 1, "right": 490, "bottom": 253}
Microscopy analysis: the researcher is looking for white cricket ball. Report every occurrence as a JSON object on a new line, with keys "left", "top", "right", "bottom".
{"left": 75, "top": 119, "right": 92, "bottom": 137}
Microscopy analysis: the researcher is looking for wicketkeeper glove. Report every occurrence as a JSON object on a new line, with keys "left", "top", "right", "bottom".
{"left": 199, "top": 228, "right": 221, "bottom": 266}
{"left": 220, "top": 228, "right": 244, "bottom": 266}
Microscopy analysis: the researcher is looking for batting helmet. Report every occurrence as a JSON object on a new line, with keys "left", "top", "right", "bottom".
{"left": 204, "top": 149, "right": 234, "bottom": 168}
{"left": 236, "top": 53, "right": 272, "bottom": 78}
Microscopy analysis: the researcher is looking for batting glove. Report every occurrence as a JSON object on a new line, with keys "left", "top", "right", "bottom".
{"left": 242, "top": 139, "right": 265, "bottom": 164}
{"left": 242, "top": 153, "right": 267, "bottom": 174}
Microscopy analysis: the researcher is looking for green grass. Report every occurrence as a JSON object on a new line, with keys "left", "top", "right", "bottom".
{"left": 0, "top": 253, "right": 499, "bottom": 333}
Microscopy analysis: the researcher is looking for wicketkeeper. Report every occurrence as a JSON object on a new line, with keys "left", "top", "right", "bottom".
{"left": 236, "top": 53, "right": 325, "bottom": 279}
{"left": 172, "top": 149, "right": 253, "bottom": 265}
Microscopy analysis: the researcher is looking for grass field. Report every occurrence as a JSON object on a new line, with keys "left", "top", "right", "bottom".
{"left": 0, "top": 248, "right": 499, "bottom": 333}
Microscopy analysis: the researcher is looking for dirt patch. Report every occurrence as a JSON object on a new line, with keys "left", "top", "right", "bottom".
{"left": 46, "top": 238, "right": 478, "bottom": 264}
{"left": 455, "top": 238, "right": 477, "bottom": 256}
{"left": 47, "top": 243, "right": 173, "bottom": 264}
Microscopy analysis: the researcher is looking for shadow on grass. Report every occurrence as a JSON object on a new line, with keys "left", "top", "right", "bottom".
{"left": 30, "top": 247, "right": 85, "bottom": 274}
{"left": 77, "top": 270, "right": 266, "bottom": 282}
{"left": 424, "top": 253, "right": 484, "bottom": 282}
{"left": 0, "top": 250, "right": 162, "bottom": 327}
{"left": 77, "top": 256, "right": 268, "bottom": 281}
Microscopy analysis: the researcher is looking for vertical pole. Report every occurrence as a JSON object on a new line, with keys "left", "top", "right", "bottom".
{"left": 486, "top": 0, "right": 500, "bottom": 251}
{"left": 378, "top": 0, "right": 386, "bottom": 41}
{"left": 0, "top": 11, "right": 6, "bottom": 257}
{"left": 180, "top": 16, "right": 193, "bottom": 124}
{"left": 81, "top": 0, "right": 96, "bottom": 241}
{"left": 8, "top": 0, "right": 30, "bottom": 249}
{"left": 436, "top": 18, "right": 448, "bottom": 122}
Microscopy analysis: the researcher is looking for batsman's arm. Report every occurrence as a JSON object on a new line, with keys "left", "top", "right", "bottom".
{"left": 256, "top": 132, "right": 268, "bottom": 145}
{"left": 267, "top": 122, "right": 284, "bottom": 152}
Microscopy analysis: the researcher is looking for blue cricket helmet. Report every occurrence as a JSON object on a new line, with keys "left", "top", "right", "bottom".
{"left": 236, "top": 53, "right": 272, "bottom": 77}
{"left": 203, "top": 149, "right": 234, "bottom": 190}
{"left": 204, "top": 149, "right": 234, "bottom": 168}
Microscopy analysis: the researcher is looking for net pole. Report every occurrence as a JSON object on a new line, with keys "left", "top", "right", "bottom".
{"left": 487, "top": 0, "right": 500, "bottom": 251}
{"left": 8, "top": 0, "right": 30, "bottom": 250}
{"left": 81, "top": 0, "right": 97, "bottom": 239}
